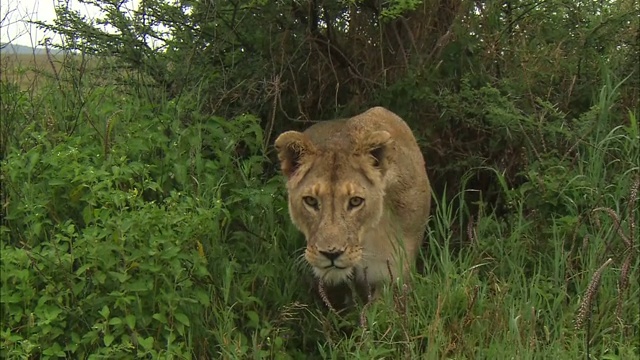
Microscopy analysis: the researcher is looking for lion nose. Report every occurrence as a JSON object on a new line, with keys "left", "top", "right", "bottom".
{"left": 319, "top": 250, "right": 344, "bottom": 261}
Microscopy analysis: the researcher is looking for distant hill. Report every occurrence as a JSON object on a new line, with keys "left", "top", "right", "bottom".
{"left": 0, "top": 43, "right": 64, "bottom": 55}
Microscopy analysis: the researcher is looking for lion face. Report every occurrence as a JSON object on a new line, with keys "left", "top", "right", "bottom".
{"left": 275, "top": 129, "right": 392, "bottom": 285}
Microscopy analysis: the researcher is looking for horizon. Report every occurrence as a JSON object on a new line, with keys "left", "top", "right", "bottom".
{"left": 1, "top": 0, "right": 140, "bottom": 48}
{"left": 0, "top": 42, "right": 69, "bottom": 56}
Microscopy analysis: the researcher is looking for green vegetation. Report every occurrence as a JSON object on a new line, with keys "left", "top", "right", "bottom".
{"left": 1, "top": 0, "right": 638, "bottom": 358}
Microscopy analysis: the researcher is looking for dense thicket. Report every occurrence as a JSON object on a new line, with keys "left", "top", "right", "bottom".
{"left": 39, "top": 0, "right": 639, "bottom": 192}
{"left": 1, "top": 0, "right": 638, "bottom": 358}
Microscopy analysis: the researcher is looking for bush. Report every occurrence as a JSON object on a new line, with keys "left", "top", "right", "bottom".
{"left": 0, "top": 75, "right": 306, "bottom": 357}
{"left": 1, "top": 0, "right": 638, "bottom": 358}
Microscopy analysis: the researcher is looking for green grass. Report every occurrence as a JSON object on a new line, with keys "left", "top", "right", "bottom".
{"left": 0, "top": 57, "right": 638, "bottom": 359}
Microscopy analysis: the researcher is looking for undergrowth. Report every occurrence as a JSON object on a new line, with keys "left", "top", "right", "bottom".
{"left": 1, "top": 49, "right": 639, "bottom": 360}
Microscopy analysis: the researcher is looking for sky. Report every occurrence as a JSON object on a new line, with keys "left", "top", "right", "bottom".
{"left": 0, "top": 0, "right": 137, "bottom": 47}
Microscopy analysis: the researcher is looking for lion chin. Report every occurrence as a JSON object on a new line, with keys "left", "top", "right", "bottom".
{"left": 312, "top": 266, "right": 354, "bottom": 285}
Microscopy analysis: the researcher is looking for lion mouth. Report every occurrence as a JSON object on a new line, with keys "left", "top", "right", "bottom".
{"left": 324, "top": 264, "right": 347, "bottom": 270}
{"left": 313, "top": 265, "right": 353, "bottom": 286}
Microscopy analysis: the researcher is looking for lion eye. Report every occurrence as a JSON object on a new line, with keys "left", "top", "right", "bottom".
{"left": 303, "top": 196, "right": 319, "bottom": 209}
{"left": 348, "top": 197, "right": 364, "bottom": 209}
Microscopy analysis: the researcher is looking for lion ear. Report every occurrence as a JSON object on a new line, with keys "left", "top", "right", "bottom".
{"left": 274, "top": 131, "right": 316, "bottom": 178}
{"left": 358, "top": 130, "right": 393, "bottom": 168}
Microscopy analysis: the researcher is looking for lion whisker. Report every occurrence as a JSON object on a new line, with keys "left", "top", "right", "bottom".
{"left": 293, "top": 249, "right": 311, "bottom": 270}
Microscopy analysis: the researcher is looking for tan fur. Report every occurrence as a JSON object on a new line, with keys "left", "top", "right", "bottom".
{"left": 274, "top": 107, "right": 431, "bottom": 296}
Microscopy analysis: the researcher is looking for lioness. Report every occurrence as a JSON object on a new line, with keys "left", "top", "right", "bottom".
{"left": 274, "top": 107, "right": 431, "bottom": 298}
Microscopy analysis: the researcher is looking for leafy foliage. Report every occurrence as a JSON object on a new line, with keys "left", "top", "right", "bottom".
{"left": 1, "top": 0, "right": 639, "bottom": 358}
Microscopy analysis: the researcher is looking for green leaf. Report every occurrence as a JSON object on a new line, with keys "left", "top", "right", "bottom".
{"left": 246, "top": 311, "right": 259, "bottom": 327}
{"left": 27, "top": 151, "right": 40, "bottom": 173}
{"left": 193, "top": 289, "right": 210, "bottom": 306}
{"left": 125, "top": 314, "right": 136, "bottom": 329}
{"left": 41, "top": 342, "right": 65, "bottom": 357}
{"left": 82, "top": 205, "right": 94, "bottom": 224}
{"left": 99, "top": 305, "right": 110, "bottom": 319}
{"left": 152, "top": 313, "right": 167, "bottom": 324}
{"left": 126, "top": 279, "right": 152, "bottom": 292}
{"left": 95, "top": 271, "right": 107, "bottom": 284}
{"left": 138, "top": 336, "right": 154, "bottom": 350}
{"left": 174, "top": 313, "right": 190, "bottom": 326}
{"left": 75, "top": 263, "right": 92, "bottom": 276}
{"left": 108, "top": 271, "right": 130, "bottom": 283}
{"left": 104, "top": 333, "right": 114, "bottom": 346}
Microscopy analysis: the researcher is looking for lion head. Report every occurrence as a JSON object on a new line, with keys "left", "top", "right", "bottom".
{"left": 275, "top": 128, "right": 395, "bottom": 285}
